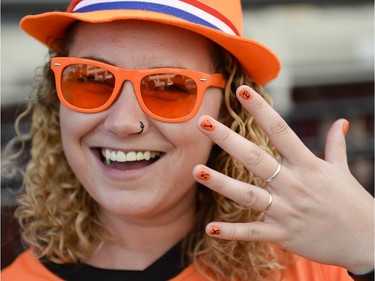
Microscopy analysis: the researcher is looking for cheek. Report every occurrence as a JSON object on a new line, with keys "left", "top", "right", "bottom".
{"left": 200, "top": 89, "right": 224, "bottom": 119}
{"left": 60, "top": 106, "right": 84, "bottom": 143}
{"left": 164, "top": 92, "right": 223, "bottom": 164}
{"left": 60, "top": 107, "right": 75, "bottom": 145}
{"left": 60, "top": 105, "right": 102, "bottom": 135}
{"left": 59, "top": 106, "right": 100, "bottom": 154}
{"left": 60, "top": 107, "right": 82, "bottom": 170}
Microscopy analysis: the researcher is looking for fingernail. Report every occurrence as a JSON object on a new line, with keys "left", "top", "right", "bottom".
{"left": 200, "top": 117, "right": 216, "bottom": 131}
{"left": 209, "top": 226, "right": 221, "bottom": 235}
{"left": 343, "top": 120, "right": 350, "bottom": 136}
{"left": 239, "top": 87, "right": 253, "bottom": 100}
{"left": 197, "top": 168, "right": 211, "bottom": 181}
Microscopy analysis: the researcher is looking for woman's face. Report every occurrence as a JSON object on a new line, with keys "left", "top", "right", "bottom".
{"left": 59, "top": 21, "right": 223, "bottom": 220}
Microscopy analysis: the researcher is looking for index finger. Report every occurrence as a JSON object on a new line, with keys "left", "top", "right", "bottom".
{"left": 236, "top": 85, "right": 314, "bottom": 164}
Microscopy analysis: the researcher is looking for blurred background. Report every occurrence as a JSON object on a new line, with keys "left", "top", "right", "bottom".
{"left": 2, "top": 0, "right": 374, "bottom": 273}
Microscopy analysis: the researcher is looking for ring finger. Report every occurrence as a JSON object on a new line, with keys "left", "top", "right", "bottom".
{"left": 193, "top": 164, "right": 279, "bottom": 216}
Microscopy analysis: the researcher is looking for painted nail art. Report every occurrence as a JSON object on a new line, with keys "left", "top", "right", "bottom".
{"left": 343, "top": 120, "right": 350, "bottom": 136}
{"left": 239, "top": 88, "right": 252, "bottom": 100}
{"left": 197, "top": 168, "right": 211, "bottom": 181}
{"left": 200, "top": 117, "right": 216, "bottom": 131}
{"left": 209, "top": 226, "right": 221, "bottom": 235}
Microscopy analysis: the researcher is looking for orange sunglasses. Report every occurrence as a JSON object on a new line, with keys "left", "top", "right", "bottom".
{"left": 51, "top": 57, "right": 226, "bottom": 123}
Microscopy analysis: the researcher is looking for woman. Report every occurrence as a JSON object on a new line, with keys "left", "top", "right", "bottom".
{"left": 2, "top": 0, "right": 373, "bottom": 280}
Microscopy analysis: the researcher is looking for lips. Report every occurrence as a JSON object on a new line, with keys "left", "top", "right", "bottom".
{"left": 100, "top": 148, "right": 161, "bottom": 170}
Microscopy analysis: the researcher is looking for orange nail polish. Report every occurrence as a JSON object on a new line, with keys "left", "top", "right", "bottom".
{"left": 343, "top": 120, "right": 350, "bottom": 136}
{"left": 200, "top": 117, "right": 215, "bottom": 131}
{"left": 197, "top": 168, "right": 211, "bottom": 181}
{"left": 239, "top": 88, "right": 252, "bottom": 100}
{"left": 209, "top": 226, "right": 221, "bottom": 235}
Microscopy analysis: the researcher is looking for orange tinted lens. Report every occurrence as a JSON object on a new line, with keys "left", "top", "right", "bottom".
{"left": 61, "top": 64, "right": 115, "bottom": 109}
{"left": 140, "top": 73, "right": 197, "bottom": 119}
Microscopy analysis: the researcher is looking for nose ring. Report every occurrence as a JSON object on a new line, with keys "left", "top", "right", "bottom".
{"left": 137, "top": 121, "right": 145, "bottom": 134}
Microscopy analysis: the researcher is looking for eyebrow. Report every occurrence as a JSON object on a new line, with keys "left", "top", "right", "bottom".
{"left": 78, "top": 56, "right": 188, "bottom": 70}
{"left": 81, "top": 56, "right": 115, "bottom": 66}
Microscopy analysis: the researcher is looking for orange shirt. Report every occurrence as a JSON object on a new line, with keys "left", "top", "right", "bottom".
{"left": 2, "top": 250, "right": 353, "bottom": 281}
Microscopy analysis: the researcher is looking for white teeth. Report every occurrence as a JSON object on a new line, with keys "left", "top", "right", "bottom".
{"left": 117, "top": 151, "right": 126, "bottom": 162}
{"left": 110, "top": 151, "right": 117, "bottom": 161}
{"left": 101, "top": 149, "right": 161, "bottom": 163}
{"left": 136, "top": 151, "right": 144, "bottom": 161}
{"left": 144, "top": 151, "right": 151, "bottom": 160}
{"left": 127, "top": 151, "right": 136, "bottom": 161}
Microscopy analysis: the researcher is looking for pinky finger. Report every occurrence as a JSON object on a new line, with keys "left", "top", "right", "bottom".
{"left": 206, "top": 222, "right": 286, "bottom": 244}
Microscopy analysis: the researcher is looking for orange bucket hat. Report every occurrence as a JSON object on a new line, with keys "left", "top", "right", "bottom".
{"left": 20, "top": 0, "right": 280, "bottom": 85}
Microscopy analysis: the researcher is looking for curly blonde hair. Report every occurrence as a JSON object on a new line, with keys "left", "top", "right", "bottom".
{"left": 3, "top": 27, "right": 288, "bottom": 280}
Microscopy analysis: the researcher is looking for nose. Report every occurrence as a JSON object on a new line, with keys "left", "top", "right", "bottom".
{"left": 104, "top": 81, "right": 149, "bottom": 136}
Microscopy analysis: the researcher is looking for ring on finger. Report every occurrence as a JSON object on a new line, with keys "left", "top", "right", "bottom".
{"left": 257, "top": 190, "right": 273, "bottom": 220}
{"left": 260, "top": 190, "right": 273, "bottom": 214}
{"left": 264, "top": 156, "right": 283, "bottom": 183}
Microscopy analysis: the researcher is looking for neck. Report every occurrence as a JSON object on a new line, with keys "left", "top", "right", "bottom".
{"left": 85, "top": 190, "right": 196, "bottom": 270}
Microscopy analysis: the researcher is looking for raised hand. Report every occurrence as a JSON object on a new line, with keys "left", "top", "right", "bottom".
{"left": 193, "top": 85, "right": 374, "bottom": 275}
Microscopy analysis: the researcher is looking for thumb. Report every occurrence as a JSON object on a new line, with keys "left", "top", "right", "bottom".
{"left": 325, "top": 119, "right": 350, "bottom": 170}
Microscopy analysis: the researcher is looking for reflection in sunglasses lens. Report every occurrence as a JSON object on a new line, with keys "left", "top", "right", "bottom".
{"left": 141, "top": 73, "right": 197, "bottom": 118}
{"left": 62, "top": 64, "right": 115, "bottom": 109}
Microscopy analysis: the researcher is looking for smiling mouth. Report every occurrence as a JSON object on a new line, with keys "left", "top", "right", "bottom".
{"left": 100, "top": 148, "right": 162, "bottom": 170}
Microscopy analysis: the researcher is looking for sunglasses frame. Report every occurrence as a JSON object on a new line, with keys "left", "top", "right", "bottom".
{"left": 51, "top": 57, "right": 226, "bottom": 123}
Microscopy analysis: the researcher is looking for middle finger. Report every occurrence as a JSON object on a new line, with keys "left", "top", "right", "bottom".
{"left": 198, "top": 115, "right": 283, "bottom": 183}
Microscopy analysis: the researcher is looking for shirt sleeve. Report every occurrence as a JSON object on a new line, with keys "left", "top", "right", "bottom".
{"left": 1, "top": 250, "right": 64, "bottom": 281}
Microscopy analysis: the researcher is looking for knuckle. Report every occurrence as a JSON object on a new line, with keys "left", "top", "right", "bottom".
{"left": 216, "top": 127, "right": 230, "bottom": 146}
{"left": 287, "top": 175, "right": 310, "bottom": 198}
{"left": 270, "top": 119, "right": 289, "bottom": 136}
{"left": 326, "top": 133, "right": 346, "bottom": 151}
{"left": 335, "top": 138, "right": 347, "bottom": 152}
{"left": 246, "top": 228, "right": 260, "bottom": 241}
{"left": 276, "top": 227, "right": 291, "bottom": 248}
{"left": 278, "top": 235, "right": 290, "bottom": 249}
{"left": 292, "top": 181, "right": 310, "bottom": 198}
{"left": 214, "top": 174, "right": 226, "bottom": 193}
{"left": 241, "top": 189, "right": 258, "bottom": 208}
{"left": 244, "top": 147, "right": 264, "bottom": 167}
{"left": 251, "top": 97, "right": 264, "bottom": 112}
{"left": 230, "top": 226, "right": 237, "bottom": 240}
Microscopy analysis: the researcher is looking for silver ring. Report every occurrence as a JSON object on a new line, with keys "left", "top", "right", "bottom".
{"left": 137, "top": 121, "right": 145, "bottom": 134}
{"left": 261, "top": 190, "right": 273, "bottom": 214}
{"left": 265, "top": 158, "right": 282, "bottom": 183}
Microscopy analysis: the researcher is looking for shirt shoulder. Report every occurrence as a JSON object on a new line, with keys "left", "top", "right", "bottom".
{"left": 284, "top": 256, "right": 353, "bottom": 281}
{"left": 169, "top": 264, "right": 208, "bottom": 281}
{"left": 1, "top": 250, "right": 64, "bottom": 281}
{"left": 169, "top": 256, "right": 354, "bottom": 281}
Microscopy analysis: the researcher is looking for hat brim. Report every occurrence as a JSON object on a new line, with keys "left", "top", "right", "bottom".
{"left": 20, "top": 10, "right": 280, "bottom": 85}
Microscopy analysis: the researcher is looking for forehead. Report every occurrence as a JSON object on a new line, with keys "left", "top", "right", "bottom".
{"left": 67, "top": 21, "right": 217, "bottom": 70}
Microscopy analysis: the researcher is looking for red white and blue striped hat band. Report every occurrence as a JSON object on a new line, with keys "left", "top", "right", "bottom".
{"left": 20, "top": 0, "right": 281, "bottom": 85}
{"left": 71, "top": 0, "right": 240, "bottom": 36}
